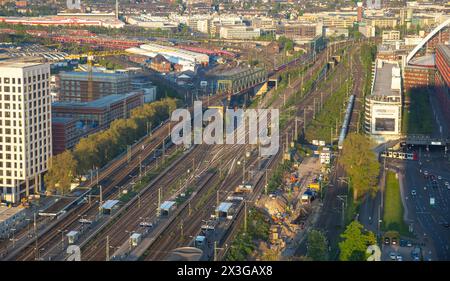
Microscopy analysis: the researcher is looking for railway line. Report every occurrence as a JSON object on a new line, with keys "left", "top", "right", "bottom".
{"left": 34, "top": 40, "right": 351, "bottom": 261}
{"left": 216, "top": 42, "right": 368, "bottom": 260}
{"left": 295, "top": 43, "right": 372, "bottom": 258}
{"left": 5, "top": 120, "right": 175, "bottom": 261}
{"left": 80, "top": 144, "right": 216, "bottom": 260}
{"left": 2, "top": 39, "right": 358, "bottom": 261}
{"left": 138, "top": 41, "right": 358, "bottom": 260}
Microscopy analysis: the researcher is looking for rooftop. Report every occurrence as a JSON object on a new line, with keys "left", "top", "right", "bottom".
{"left": 0, "top": 61, "right": 45, "bottom": 68}
{"left": 437, "top": 44, "right": 450, "bottom": 63}
{"left": 101, "top": 200, "right": 120, "bottom": 210}
{"left": 52, "top": 117, "right": 76, "bottom": 124}
{"left": 52, "top": 92, "right": 141, "bottom": 109}
{"left": 0, "top": 205, "right": 24, "bottom": 224}
{"left": 409, "top": 54, "right": 435, "bottom": 67}
{"left": 58, "top": 71, "right": 129, "bottom": 81}
{"left": 372, "top": 61, "right": 401, "bottom": 97}
{"left": 216, "top": 202, "right": 233, "bottom": 213}
{"left": 160, "top": 201, "right": 176, "bottom": 211}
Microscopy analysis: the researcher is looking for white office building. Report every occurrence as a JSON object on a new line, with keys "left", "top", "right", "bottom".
{"left": 219, "top": 26, "right": 261, "bottom": 39}
{"left": 364, "top": 60, "right": 402, "bottom": 143}
{"left": 0, "top": 61, "right": 52, "bottom": 203}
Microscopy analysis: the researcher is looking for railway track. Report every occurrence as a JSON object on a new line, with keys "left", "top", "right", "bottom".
{"left": 4, "top": 40, "right": 358, "bottom": 261}
{"left": 216, "top": 42, "right": 369, "bottom": 260}
{"left": 6, "top": 121, "right": 175, "bottom": 261}
{"left": 138, "top": 42, "right": 355, "bottom": 260}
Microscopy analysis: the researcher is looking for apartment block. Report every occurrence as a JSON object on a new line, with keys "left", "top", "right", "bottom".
{"left": 0, "top": 61, "right": 52, "bottom": 203}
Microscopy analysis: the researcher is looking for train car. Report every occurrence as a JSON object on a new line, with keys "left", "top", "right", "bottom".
{"left": 380, "top": 151, "right": 417, "bottom": 161}
{"left": 338, "top": 95, "right": 355, "bottom": 150}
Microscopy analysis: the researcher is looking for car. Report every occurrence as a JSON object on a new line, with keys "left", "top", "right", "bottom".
{"left": 445, "top": 181, "right": 449, "bottom": 187}
{"left": 400, "top": 239, "right": 407, "bottom": 247}
{"left": 441, "top": 222, "right": 450, "bottom": 228}
{"left": 411, "top": 190, "right": 417, "bottom": 196}
{"left": 424, "top": 170, "right": 429, "bottom": 176}
{"left": 392, "top": 237, "right": 398, "bottom": 245}
{"left": 406, "top": 241, "right": 413, "bottom": 247}
{"left": 396, "top": 255, "right": 403, "bottom": 261}
{"left": 384, "top": 237, "right": 390, "bottom": 245}
{"left": 438, "top": 176, "right": 442, "bottom": 180}
{"left": 389, "top": 252, "right": 397, "bottom": 260}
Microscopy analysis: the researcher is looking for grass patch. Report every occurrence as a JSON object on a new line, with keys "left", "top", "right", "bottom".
{"left": 382, "top": 171, "right": 409, "bottom": 234}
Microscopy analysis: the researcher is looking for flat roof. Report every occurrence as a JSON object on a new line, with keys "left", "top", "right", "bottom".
{"left": 130, "top": 232, "right": 141, "bottom": 239}
{"left": 52, "top": 117, "right": 76, "bottom": 124}
{"left": 52, "top": 92, "right": 140, "bottom": 109}
{"left": 195, "top": 235, "right": 206, "bottom": 242}
{"left": 160, "top": 201, "right": 176, "bottom": 211}
{"left": 409, "top": 54, "right": 435, "bottom": 67}
{"left": 101, "top": 200, "right": 120, "bottom": 210}
{"left": 0, "top": 206, "right": 24, "bottom": 224}
{"left": 373, "top": 62, "right": 401, "bottom": 97}
{"left": 67, "top": 230, "right": 79, "bottom": 237}
{"left": 216, "top": 202, "right": 233, "bottom": 213}
{"left": 0, "top": 61, "right": 45, "bottom": 68}
{"left": 59, "top": 71, "right": 129, "bottom": 81}
{"left": 437, "top": 44, "right": 450, "bottom": 63}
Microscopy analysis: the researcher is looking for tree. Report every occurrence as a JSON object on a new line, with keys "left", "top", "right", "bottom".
{"left": 339, "top": 221, "right": 376, "bottom": 261}
{"left": 260, "top": 248, "right": 280, "bottom": 261}
{"left": 306, "top": 230, "right": 328, "bottom": 261}
{"left": 340, "top": 133, "right": 380, "bottom": 201}
{"left": 73, "top": 136, "right": 100, "bottom": 175}
{"left": 44, "top": 151, "right": 78, "bottom": 195}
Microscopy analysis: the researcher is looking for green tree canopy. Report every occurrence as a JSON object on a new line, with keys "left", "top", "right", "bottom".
{"left": 306, "top": 229, "right": 328, "bottom": 261}
{"left": 340, "top": 133, "right": 380, "bottom": 200}
{"left": 44, "top": 151, "right": 78, "bottom": 195}
{"left": 339, "top": 221, "right": 377, "bottom": 261}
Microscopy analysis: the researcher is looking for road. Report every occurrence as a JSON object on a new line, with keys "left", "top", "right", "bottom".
{"left": 358, "top": 73, "right": 450, "bottom": 261}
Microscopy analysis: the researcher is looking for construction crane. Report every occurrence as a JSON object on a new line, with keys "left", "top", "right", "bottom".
{"left": 64, "top": 50, "right": 128, "bottom": 101}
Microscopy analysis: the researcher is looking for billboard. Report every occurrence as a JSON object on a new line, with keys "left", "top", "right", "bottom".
{"left": 371, "top": 104, "right": 400, "bottom": 134}
{"left": 375, "top": 118, "right": 396, "bottom": 131}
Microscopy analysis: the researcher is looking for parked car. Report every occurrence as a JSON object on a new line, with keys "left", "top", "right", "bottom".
{"left": 392, "top": 237, "right": 398, "bottom": 245}
{"left": 396, "top": 255, "right": 403, "bottom": 261}
{"left": 400, "top": 239, "right": 407, "bottom": 247}
{"left": 389, "top": 252, "right": 397, "bottom": 260}
{"left": 384, "top": 237, "right": 390, "bottom": 245}
{"left": 411, "top": 190, "right": 417, "bottom": 196}
{"left": 411, "top": 247, "right": 422, "bottom": 261}
{"left": 407, "top": 241, "right": 412, "bottom": 247}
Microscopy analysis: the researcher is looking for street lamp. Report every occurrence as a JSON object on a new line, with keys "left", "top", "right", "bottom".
{"left": 57, "top": 229, "right": 67, "bottom": 251}
{"left": 10, "top": 228, "right": 16, "bottom": 248}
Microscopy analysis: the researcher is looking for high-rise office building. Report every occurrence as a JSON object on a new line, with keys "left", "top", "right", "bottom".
{"left": 0, "top": 61, "right": 52, "bottom": 203}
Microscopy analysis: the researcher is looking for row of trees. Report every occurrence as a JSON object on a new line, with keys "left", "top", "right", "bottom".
{"left": 45, "top": 98, "right": 179, "bottom": 195}
{"left": 339, "top": 221, "right": 377, "bottom": 261}
{"left": 340, "top": 133, "right": 380, "bottom": 201}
